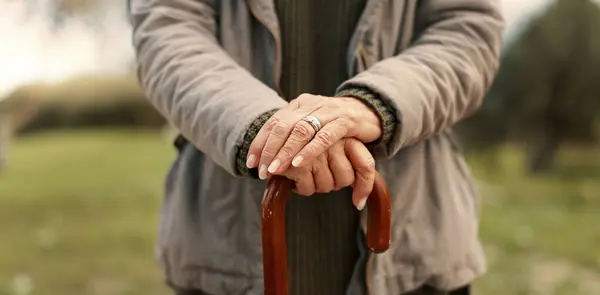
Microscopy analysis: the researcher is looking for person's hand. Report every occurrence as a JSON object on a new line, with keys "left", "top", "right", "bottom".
{"left": 246, "top": 94, "right": 381, "bottom": 179}
{"left": 276, "top": 138, "right": 375, "bottom": 210}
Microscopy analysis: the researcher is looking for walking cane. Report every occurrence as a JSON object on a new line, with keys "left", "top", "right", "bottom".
{"left": 261, "top": 172, "right": 391, "bottom": 295}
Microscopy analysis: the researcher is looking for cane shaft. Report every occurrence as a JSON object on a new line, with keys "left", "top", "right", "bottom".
{"left": 261, "top": 172, "right": 391, "bottom": 295}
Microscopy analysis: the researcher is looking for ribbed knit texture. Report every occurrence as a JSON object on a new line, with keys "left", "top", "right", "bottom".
{"left": 236, "top": 109, "right": 279, "bottom": 177}
{"left": 337, "top": 87, "right": 397, "bottom": 146}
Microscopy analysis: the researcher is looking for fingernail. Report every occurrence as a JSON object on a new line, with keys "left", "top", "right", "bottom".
{"left": 246, "top": 154, "right": 257, "bottom": 168}
{"left": 356, "top": 198, "right": 367, "bottom": 211}
{"left": 292, "top": 156, "right": 303, "bottom": 167}
{"left": 259, "top": 164, "right": 268, "bottom": 179}
{"left": 268, "top": 159, "right": 280, "bottom": 173}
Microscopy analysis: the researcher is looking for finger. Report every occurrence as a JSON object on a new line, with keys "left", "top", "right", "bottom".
{"left": 266, "top": 120, "right": 316, "bottom": 175}
{"left": 284, "top": 167, "right": 316, "bottom": 196}
{"left": 247, "top": 108, "right": 307, "bottom": 177}
{"left": 311, "top": 154, "right": 335, "bottom": 194}
{"left": 267, "top": 98, "right": 354, "bottom": 174}
{"left": 292, "top": 118, "right": 351, "bottom": 168}
{"left": 327, "top": 141, "right": 355, "bottom": 190}
{"left": 246, "top": 109, "right": 293, "bottom": 169}
{"left": 344, "top": 139, "right": 375, "bottom": 210}
{"left": 255, "top": 96, "right": 323, "bottom": 179}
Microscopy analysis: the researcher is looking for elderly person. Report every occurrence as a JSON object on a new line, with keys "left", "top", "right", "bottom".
{"left": 129, "top": 0, "right": 503, "bottom": 294}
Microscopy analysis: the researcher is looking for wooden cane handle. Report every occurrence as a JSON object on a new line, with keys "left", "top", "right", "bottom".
{"left": 261, "top": 172, "right": 391, "bottom": 295}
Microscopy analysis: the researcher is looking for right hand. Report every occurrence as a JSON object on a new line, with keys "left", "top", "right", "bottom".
{"left": 272, "top": 138, "right": 375, "bottom": 210}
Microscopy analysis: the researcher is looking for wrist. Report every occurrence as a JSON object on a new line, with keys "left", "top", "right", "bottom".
{"left": 235, "top": 108, "right": 280, "bottom": 177}
{"left": 336, "top": 87, "right": 396, "bottom": 145}
{"left": 340, "top": 96, "right": 382, "bottom": 138}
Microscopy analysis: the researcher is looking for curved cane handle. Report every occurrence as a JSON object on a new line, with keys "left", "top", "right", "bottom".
{"left": 261, "top": 172, "right": 391, "bottom": 295}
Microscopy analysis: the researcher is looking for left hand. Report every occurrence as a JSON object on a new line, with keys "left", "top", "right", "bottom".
{"left": 245, "top": 93, "right": 381, "bottom": 179}
{"left": 279, "top": 138, "right": 375, "bottom": 210}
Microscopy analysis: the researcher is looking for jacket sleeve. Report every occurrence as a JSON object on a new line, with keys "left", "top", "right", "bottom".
{"left": 130, "top": 0, "right": 287, "bottom": 176}
{"left": 336, "top": 0, "right": 504, "bottom": 157}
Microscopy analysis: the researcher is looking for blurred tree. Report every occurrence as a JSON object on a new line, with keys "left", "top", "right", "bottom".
{"left": 51, "top": 0, "right": 96, "bottom": 16}
{"left": 5, "top": 74, "right": 165, "bottom": 133}
{"left": 457, "top": 0, "right": 600, "bottom": 174}
{"left": 9, "top": 0, "right": 124, "bottom": 30}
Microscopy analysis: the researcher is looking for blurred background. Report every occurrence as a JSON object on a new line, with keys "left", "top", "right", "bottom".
{"left": 0, "top": 0, "right": 599, "bottom": 294}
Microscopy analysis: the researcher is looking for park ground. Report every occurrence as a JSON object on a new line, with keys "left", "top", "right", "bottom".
{"left": 0, "top": 129, "right": 599, "bottom": 295}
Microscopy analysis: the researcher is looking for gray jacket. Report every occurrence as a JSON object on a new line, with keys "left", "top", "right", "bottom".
{"left": 129, "top": 0, "right": 504, "bottom": 294}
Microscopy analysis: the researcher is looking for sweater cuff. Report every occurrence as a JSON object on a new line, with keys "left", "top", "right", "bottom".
{"left": 336, "top": 87, "right": 396, "bottom": 147}
{"left": 236, "top": 109, "right": 279, "bottom": 178}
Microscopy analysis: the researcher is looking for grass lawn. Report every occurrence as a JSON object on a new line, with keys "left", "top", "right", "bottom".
{"left": 0, "top": 129, "right": 599, "bottom": 295}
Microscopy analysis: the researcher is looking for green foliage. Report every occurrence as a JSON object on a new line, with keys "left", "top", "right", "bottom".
{"left": 0, "top": 130, "right": 173, "bottom": 295}
{"left": 3, "top": 74, "right": 165, "bottom": 134}
{"left": 50, "top": 0, "right": 97, "bottom": 17}
{"left": 458, "top": 0, "right": 600, "bottom": 173}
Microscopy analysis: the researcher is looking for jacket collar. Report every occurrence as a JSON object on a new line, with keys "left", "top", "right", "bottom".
{"left": 245, "top": 0, "right": 280, "bottom": 41}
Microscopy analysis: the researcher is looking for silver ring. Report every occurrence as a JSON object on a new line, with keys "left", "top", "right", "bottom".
{"left": 301, "top": 115, "right": 322, "bottom": 133}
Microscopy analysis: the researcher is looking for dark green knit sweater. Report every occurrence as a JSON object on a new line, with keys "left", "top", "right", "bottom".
{"left": 235, "top": 1, "right": 396, "bottom": 294}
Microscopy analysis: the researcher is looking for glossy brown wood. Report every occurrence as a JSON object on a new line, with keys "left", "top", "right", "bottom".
{"left": 261, "top": 175, "right": 294, "bottom": 295}
{"left": 366, "top": 172, "right": 392, "bottom": 253}
{"left": 261, "top": 172, "right": 391, "bottom": 295}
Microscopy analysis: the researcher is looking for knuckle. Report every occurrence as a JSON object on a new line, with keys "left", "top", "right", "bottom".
{"left": 295, "top": 187, "right": 308, "bottom": 196}
{"left": 316, "top": 185, "right": 332, "bottom": 194}
{"left": 324, "top": 181, "right": 335, "bottom": 193}
{"left": 358, "top": 156, "right": 375, "bottom": 171}
{"left": 345, "top": 138, "right": 360, "bottom": 150}
{"left": 289, "top": 99, "right": 300, "bottom": 109}
{"left": 291, "top": 166, "right": 309, "bottom": 177}
{"left": 261, "top": 149, "right": 277, "bottom": 159}
{"left": 297, "top": 93, "right": 312, "bottom": 101}
{"left": 265, "top": 116, "right": 282, "bottom": 130}
{"left": 336, "top": 179, "right": 353, "bottom": 191}
{"left": 272, "top": 121, "right": 290, "bottom": 137}
{"left": 315, "top": 131, "right": 334, "bottom": 146}
{"left": 297, "top": 186, "right": 313, "bottom": 196}
{"left": 304, "top": 144, "right": 320, "bottom": 158}
{"left": 366, "top": 157, "right": 376, "bottom": 171}
{"left": 344, "top": 175, "right": 356, "bottom": 188}
{"left": 278, "top": 146, "right": 295, "bottom": 159}
{"left": 316, "top": 177, "right": 335, "bottom": 193}
{"left": 297, "top": 93, "right": 323, "bottom": 107}
{"left": 336, "top": 169, "right": 355, "bottom": 190}
{"left": 291, "top": 122, "right": 313, "bottom": 139}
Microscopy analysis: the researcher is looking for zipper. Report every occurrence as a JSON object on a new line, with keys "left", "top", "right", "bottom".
{"left": 246, "top": 3, "right": 284, "bottom": 97}
{"left": 364, "top": 1, "right": 410, "bottom": 294}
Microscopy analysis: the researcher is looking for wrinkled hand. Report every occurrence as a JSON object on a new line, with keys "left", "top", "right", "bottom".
{"left": 276, "top": 138, "right": 375, "bottom": 210}
{"left": 246, "top": 94, "right": 381, "bottom": 179}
